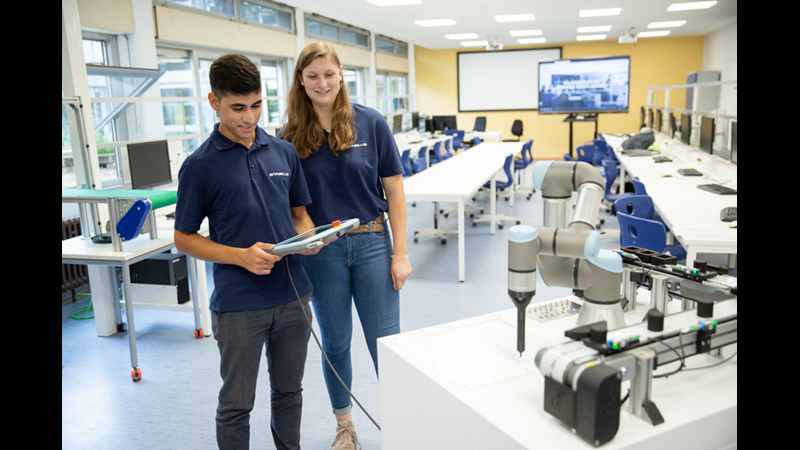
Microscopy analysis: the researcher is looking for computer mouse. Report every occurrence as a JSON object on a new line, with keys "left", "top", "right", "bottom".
{"left": 729, "top": 220, "right": 737, "bottom": 228}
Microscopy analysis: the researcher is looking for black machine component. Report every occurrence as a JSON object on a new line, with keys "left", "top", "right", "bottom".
{"left": 129, "top": 252, "right": 190, "bottom": 304}
{"left": 621, "top": 132, "right": 655, "bottom": 150}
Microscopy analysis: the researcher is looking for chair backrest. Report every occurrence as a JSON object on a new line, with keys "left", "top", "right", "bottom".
{"left": 444, "top": 139, "right": 453, "bottom": 158}
{"left": 614, "top": 195, "right": 655, "bottom": 220}
{"left": 473, "top": 137, "right": 482, "bottom": 146}
{"left": 617, "top": 211, "right": 667, "bottom": 253}
{"left": 563, "top": 154, "right": 573, "bottom": 161}
{"left": 485, "top": 154, "right": 515, "bottom": 190}
{"left": 454, "top": 130, "right": 465, "bottom": 148}
{"left": 602, "top": 159, "right": 619, "bottom": 197}
{"left": 520, "top": 139, "right": 534, "bottom": 165}
{"left": 577, "top": 145, "right": 594, "bottom": 164}
{"left": 431, "top": 141, "right": 444, "bottom": 164}
{"left": 474, "top": 116, "right": 486, "bottom": 132}
{"left": 511, "top": 120, "right": 523, "bottom": 138}
{"left": 401, "top": 149, "right": 413, "bottom": 177}
{"left": 631, "top": 177, "right": 648, "bottom": 195}
{"left": 592, "top": 141, "right": 606, "bottom": 166}
{"left": 416, "top": 146, "right": 428, "bottom": 172}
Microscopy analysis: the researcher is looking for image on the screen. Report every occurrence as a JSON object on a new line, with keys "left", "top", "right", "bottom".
{"left": 538, "top": 56, "right": 630, "bottom": 114}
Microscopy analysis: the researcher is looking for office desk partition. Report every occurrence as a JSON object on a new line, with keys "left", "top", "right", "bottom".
{"left": 603, "top": 135, "right": 737, "bottom": 268}
{"left": 404, "top": 142, "right": 523, "bottom": 281}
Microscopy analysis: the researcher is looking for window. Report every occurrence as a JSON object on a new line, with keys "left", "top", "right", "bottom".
{"left": 158, "top": 53, "right": 202, "bottom": 153}
{"left": 376, "top": 73, "right": 408, "bottom": 115}
{"left": 165, "top": 0, "right": 294, "bottom": 31}
{"left": 306, "top": 15, "right": 370, "bottom": 49}
{"left": 343, "top": 68, "right": 365, "bottom": 105}
{"left": 241, "top": 1, "right": 293, "bottom": 30}
{"left": 376, "top": 36, "right": 408, "bottom": 56}
{"left": 260, "top": 61, "right": 286, "bottom": 127}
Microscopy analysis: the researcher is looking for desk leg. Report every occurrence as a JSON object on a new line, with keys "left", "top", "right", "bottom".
{"left": 187, "top": 256, "right": 204, "bottom": 339}
{"left": 490, "top": 175, "right": 497, "bottom": 235}
{"left": 196, "top": 259, "right": 212, "bottom": 337}
{"left": 458, "top": 201, "right": 465, "bottom": 282}
{"left": 121, "top": 261, "right": 141, "bottom": 381}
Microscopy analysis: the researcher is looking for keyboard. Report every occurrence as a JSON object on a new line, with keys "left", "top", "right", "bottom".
{"left": 653, "top": 155, "right": 672, "bottom": 163}
{"left": 698, "top": 184, "right": 737, "bottom": 195}
{"left": 720, "top": 207, "right": 738, "bottom": 222}
{"left": 678, "top": 168, "right": 703, "bottom": 176}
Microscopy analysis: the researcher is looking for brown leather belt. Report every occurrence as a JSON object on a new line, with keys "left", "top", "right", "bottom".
{"left": 345, "top": 215, "right": 386, "bottom": 234}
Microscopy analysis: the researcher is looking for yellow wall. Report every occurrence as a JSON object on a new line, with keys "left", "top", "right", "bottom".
{"left": 415, "top": 37, "right": 705, "bottom": 160}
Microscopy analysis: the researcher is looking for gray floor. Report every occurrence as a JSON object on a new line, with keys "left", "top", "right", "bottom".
{"left": 61, "top": 174, "right": 732, "bottom": 450}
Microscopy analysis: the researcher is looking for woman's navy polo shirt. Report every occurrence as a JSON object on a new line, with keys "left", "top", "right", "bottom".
{"left": 175, "top": 124, "right": 313, "bottom": 312}
{"left": 300, "top": 103, "right": 403, "bottom": 225}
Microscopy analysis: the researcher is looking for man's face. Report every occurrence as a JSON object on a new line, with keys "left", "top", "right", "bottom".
{"left": 208, "top": 90, "right": 262, "bottom": 146}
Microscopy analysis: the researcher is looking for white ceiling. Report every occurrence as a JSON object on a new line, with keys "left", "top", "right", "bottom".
{"left": 280, "top": 0, "right": 737, "bottom": 50}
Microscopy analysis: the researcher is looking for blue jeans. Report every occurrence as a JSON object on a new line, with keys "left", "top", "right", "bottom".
{"left": 301, "top": 227, "right": 400, "bottom": 415}
{"left": 212, "top": 295, "right": 312, "bottom": 450}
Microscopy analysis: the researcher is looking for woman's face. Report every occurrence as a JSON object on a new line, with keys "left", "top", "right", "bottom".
{"left": 300, "top": 56, "right": 342, "bottom": 112}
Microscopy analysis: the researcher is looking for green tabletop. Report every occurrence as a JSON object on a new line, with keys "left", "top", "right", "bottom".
{"left": 62, "top": 188, "right": 177, "bottom": 210}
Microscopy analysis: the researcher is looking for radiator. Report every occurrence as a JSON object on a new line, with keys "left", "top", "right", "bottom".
{"left": 62, "top": 217, "right": 89, "bottom": 296}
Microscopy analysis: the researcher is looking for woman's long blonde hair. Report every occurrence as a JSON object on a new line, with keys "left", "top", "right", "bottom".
{"left": 281, "top": 42, "right": 357, "bottom": 159}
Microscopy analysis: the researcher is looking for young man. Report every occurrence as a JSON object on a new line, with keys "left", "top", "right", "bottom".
{"left": 174, "top": 53, "right": 322, "bottom": 450}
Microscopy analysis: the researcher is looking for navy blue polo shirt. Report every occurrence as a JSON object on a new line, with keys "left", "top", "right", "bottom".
{"left": 175, "top": 124, "right": 313, "bottom": 312}
{"left": 300, "top": 103, "right": 403, "bottom": 225}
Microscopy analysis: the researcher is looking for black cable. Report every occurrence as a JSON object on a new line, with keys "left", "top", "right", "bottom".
{"left": 283, "top": 257, "right": 382, "bottom": 431}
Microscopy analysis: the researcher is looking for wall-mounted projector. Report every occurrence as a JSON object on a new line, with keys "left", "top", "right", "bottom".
{"left": 486, "top": 37, "right": 503, "bottom": 51}
{"left": 619, "top": 27, "right": 637, "bottom": 45}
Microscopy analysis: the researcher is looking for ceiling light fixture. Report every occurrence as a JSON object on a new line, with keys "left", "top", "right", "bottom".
{"left": 577, "top": 34, "right": 607, "bottom": 41}
{"left": 495, "top": 13, "right": 536, "bottom": 22}
{"left": 579, "top": 8, "right": 622, "bottom": 17}
{"left": 461, "top": 40, "right": 489, "bottom": 47}
{"left": 667, "top": 2, "right": 717, "bottom": 11}
{"left": 638, "top": 30, "right": 671, "bottom": 37}
{"left": 510, "top": 30, "right": 543, "bottom": 36}
{"left": 648, "top": 21, "right": 686, "bottom": 28}
{"left": 578, "top": 25, "right": 613, "bottom": 33}
{"left": 445, "top": 33, "right": 479, "bottom": 40}
{"left": 518, "top": 38, "right": 547, "bottom": 44}
{"left": 415, "top": 19, "right": 457, "bottom": 27}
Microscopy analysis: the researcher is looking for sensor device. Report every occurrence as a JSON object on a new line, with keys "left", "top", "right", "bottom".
{"left": 266, "top": 219, "right": 359, "bottom": 256}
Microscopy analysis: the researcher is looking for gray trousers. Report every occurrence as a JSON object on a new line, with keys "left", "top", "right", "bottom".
{"left": 212, "top": 295, "right": 312, "bottom": 450}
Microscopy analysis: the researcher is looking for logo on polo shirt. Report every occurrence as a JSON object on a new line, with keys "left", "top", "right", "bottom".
{"left": 269, "top": 172, "right": 290, "bottom": 177}
{"left": 350, "top": 142, "right": 368, "bottom": 148}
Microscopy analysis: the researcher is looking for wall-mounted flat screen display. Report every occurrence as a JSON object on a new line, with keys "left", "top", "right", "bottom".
{"left": 538, "top": 56, "right": 630, "bottom": 114}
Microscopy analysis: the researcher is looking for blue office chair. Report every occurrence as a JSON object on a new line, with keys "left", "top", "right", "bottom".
{"left": 416, "top": 146, "right": 428, "bottom": 172}
{"left": 614, "top": 195, "right": 655, "bottom": 220}
{"left": 576, "top": 145, "right": 594, "bottom": 164}
{"left": 563, "top": 154, "right": 572, "bottom": 161}
{"left": 401, "top": 149, "right": 413, "bottom": 177}
{"left": 603, "top": 159, "right": 636, "bottom": 214}
{"left": 592, "top": 140, "right": 608, "bottom": 167}
{"left": 446, "top": 129, "right": 466, "bottom": 152}
{"left": 473, "top": 116, "right": 486, "bottom": 132}
{"left": 430, "top": 141, "right": 447, "bottom": 164}
{"left": 616, "top": 210, "right": 687, "bottom": 263}
{"left": 631, "top": 177, "right": 647, "bottom": 195}
{"left": 473, "top": 137, "right": 482, "bottom": 146}
{"left": 443, "top": 139, "right": 454, "bottom": 159}
{"left": 512, "top": 139, "right": 535, "bottom": 200}
{"left": 473, "top": 154, "right": 521, "bottom": 229}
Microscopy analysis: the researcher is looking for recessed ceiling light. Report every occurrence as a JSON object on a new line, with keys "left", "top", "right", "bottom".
{"left": 667, "top": 2, "right": 717, "bottom": 11}
{"left": 648, "top": 21, "right": 686, "bottom": 28}
{"left": 461, "top": 40, "right": 489, "bottom": 47}
{"left": 518, "top": 38, "right": 547, "bottom": 44}
{"left": 445, "top": 33, "right": 479, "bottom": 40}
{"left": 638, "top": 30, "right": 671, "bottom": 37}
{"left": 367, "top": 0, "right": 422, "bottom": 5}
{"left": 577, "top": 34, "right": 607, "bottom": 41}
{"left": 578, "top": 26, "right": 612, "bottom": 33}
{"left": 495, "top": 14, "right": 536, "bottom": 22}
{"left": 579, "top": 8, "right": 622, "bottom": 17}
{"left": 415, "top": 19, "right": 457, "bottom": 27}
{"left": 510, "top": 30, "right": 543, "bottom": 37}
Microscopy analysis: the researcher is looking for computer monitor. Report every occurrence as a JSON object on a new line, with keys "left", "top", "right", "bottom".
{"left": 393, "top": 114, "right": 403, "bottom": 134}
{"left": 730, "top": 121, "right": 737, "bottom": 165}
{"left": 432, "top": 115, "right": 457, "bottom": 132}
{"left": 648, "top": 109, "right": 654, "bottom": 129}
{"left": 411, "top": 112, "right": 420, "bottom": 130}
{"left": 656, "top": 110, "right": 663, "bottom": 133}
{"left": 669, "top": 113, "right": 677, "bottom": 138}
{"left": 680, "top": 113, "right": 691, "bottom": 145}
{"left": 699, "top": 116, "right": 715, "bottom": 154}
{"left": 425, "top": 118, "right": 433, "bottom": 133}
{"left": 128, "top": 139, "right": 172, "bottom": 190}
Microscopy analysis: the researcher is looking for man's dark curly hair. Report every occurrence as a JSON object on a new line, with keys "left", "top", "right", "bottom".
{"left": 208, "top": 53, "right": 261, "bottom": 98}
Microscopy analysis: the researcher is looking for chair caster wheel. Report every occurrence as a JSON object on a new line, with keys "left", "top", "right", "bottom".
{"left": 499, "top": 224, "right": 504, "bottom": 230}
{"left": 131, "top": 367, "right": 142, "bottom": 382}
{"left": 444, "top": 214, "right": 449, "bottom": 218}
{"left": 516, "top": 221, "right": 521, "bottom": 225}
{"left": 414, "top": 238, "right": 419, "bottom": 244}
{"left": 195, "top": 328, "right": 203, "bottom": 339}
{"left": 472, "top": 222, "right": 477, "bottom": 227}
{"left": 441, "top": 239, "right": 447, "bottom": 245}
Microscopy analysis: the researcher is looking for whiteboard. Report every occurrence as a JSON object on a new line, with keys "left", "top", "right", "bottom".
{"left": 458, "top": 48, "right": 562, "bottom": 112}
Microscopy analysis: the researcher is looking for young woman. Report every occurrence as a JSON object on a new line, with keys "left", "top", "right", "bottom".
{"left": 281, "top": 42, "right": 412, "bottom": 450}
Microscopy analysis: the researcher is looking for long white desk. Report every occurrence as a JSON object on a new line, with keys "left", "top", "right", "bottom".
{"left": 379, "top": 294, "right": 737, "bottom": 449}
{"left": 396, "top": 133, "right": 455, "bottom": 168}
{"left": 404, "top": 142, "right": 524, "bottom": 281}
{"left": 603, "top": 134, "right": 737, "bottom": 268}
{"left": 464, "top": 130, "right": 503, "bottom": 143}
